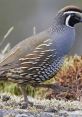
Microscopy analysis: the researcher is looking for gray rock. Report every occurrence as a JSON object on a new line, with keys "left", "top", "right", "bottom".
{"left": 40, "top": 112, "right": 54, "bottom": 117}
{"left": 2, "top": 95, "right": 10, "bottom": 102}
{"left": 59, "top": 110, "right": 82, "bottom": 117}
{"left": 19, "top": 102, "right": 28, "bottom": 109}
{"left": 0, "top": 110, "right": 3, "bottom": 117}
{"left": 4, "top": 114, "right": 15, "bottom": 117}
{"left": 34, "top": 104, "right": 46, "bottom": 109}
{"left": 16, "top": 114, "right": 34, "bottom": 117}
{"left": 67, "top": 111, "right": 82, "bottom": 117}
{"left": 44, "top": 108, "right": 58, "bottom": 113}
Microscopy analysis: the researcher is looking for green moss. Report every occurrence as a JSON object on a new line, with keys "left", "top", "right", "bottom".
{"left": 3, "top": 82, "right": 20, "bottom": 95}
{"left": 0, "top": 81, "right": 36, "bottom": 97}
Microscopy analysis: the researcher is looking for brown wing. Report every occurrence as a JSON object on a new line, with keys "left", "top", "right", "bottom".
{"left": 0, "top": 31, "right": 49, "bottom": 66}
{"left": 6, "top": 37, "right": 55, "bottom": 84}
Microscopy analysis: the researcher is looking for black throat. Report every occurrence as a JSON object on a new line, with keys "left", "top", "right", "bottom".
{"left": 66, "top": 15, "right": 80, "bottom": 27}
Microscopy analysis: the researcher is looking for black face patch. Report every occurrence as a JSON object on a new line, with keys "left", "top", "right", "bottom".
{"left": 65, "top": 14, "right": 81, "bottom": 27}
{"left": 68, "top": 15, "right": 80, "bottom": 27}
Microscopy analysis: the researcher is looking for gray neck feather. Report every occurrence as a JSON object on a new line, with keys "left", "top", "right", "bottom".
{"left": 48, "top": 12, "right": 66, "bottom": 34}
{"left": 48, "top": 12, "right": 75, "bottom": 58}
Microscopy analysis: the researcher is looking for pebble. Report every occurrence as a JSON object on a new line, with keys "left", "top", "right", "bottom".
{"left": 19, "top": 102, "right": 28, "bottom": 109}
{"left": 39, "top": 112, "right": 55, "bottom": 117}
{"left": 1, "top": 93, "right": 82, "bottom": 117}
{"left": 16, "top": 114, "right": 34, "bottom": 117}
{"left": 34, "top": 104, "right": 46, "bottom": 109}
{"left": 4, "top": 114, "right": 15, "bottom": 117}
{"left": 1, "top": 110, "right": 82, "bottom": 117}
{"left": 44, "top": 108, "right": 58, "bottom": 113}
{"left": 2, "top": 95, "right": 10, "bottom": 102}
{"left": 0, "top": 110, "right": 3, "bottom": 117}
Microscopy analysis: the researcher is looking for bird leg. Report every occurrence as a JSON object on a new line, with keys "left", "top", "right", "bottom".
{"left": 19, "top": 84, "right": 33, "bottom": 108}
{"left": 19, "top": 84, "right": 28, "bottom": 108}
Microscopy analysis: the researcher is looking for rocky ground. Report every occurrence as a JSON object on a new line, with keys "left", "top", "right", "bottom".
{"left": 0, "top": 93, "right": 82, "bottom": 117}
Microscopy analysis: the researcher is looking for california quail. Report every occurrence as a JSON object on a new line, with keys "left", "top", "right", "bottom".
{"left": 0, "top": 5, "right": 82, "bottom": 107}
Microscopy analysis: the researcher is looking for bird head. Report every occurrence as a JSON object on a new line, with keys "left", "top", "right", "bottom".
{"left": 56, "top": 5, "right": 82, "bottom": 28}
{"left": 49, "top": 6, "right": 82, "bottom": 57}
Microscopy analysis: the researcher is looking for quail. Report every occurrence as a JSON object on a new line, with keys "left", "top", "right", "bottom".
{"left": 0, "top": 5, "right": 82, "bottom": 107}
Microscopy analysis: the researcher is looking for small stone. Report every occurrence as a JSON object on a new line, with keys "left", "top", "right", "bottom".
{"left": 16, "top": 114, "right": 27, "bottom": 117}
{"left": 4, "top": 114, "right": 15, "bottom": 117}
{"left": 59, "top": 111, "right": 69, "bottom": 117}
{"left": 45, "top": 108, "right": 58, "bottom": 113}
{"left": 2, "top": 95, "right": 10, "bottom": 102}
{"left": 34, "top": 104, "right": 45, "bottom": 109}
{"left": 19, "top": 102, "right": 27, "bottom": 109}
{"left": 16, "top": 114, "right": 34, "bottom": 117}
{"left": 0, "top": 110, "right": 3, "bottom": 117}
{"left": 40, "top": 112, "right": 54, "bottom": 117}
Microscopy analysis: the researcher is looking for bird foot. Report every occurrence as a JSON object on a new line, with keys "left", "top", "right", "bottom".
{"left": 19, "top": 101, "right": 34, "bottom": 109}
{"left": 20, "top": 102, "right": 28, "bottom": 109}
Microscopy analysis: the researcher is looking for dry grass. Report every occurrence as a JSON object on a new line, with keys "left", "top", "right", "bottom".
{"left": 35, "top": 55, "right": 82, "bottom": 100}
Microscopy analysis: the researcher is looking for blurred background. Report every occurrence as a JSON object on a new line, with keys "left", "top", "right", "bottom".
{"left": 0, "top": 0, "right": 82, "bottom": 54}
{"left": 0, "top": 0, "right": 82, "bottom": 99}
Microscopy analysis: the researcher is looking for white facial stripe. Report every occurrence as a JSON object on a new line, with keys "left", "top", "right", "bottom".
{"left": 64, "top": 11, "right": 79, "bottom": 15}
{"left": 65, "top": 15, "right": 74, "bottom": 28}
{"left": 64, "top": 11, "right": 78, "bottom": 14}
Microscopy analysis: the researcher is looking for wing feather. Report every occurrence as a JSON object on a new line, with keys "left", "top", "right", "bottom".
{"left": 0, "top": 30, "right": 49, "bottom": 66}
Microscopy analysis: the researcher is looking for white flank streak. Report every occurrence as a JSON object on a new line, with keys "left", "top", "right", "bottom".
{"left": 37, "top": 43, "right": 51, "bottom": 48}
{"left": 41, "top": 49, "right": 54, "bottom": 53}
{"left": 21, "top": 61, "right": 34, "bottom": 64}
{"left": 28, "top": 67, "right": 40, "bottom": 70}
{"left": 36, "top": 47, "right": 42, "bottom": 50}
{"left": 20, "top": 67, "right": 27, "bottom": 69}
{"left": 26, "top": 54, "right": 34, "bottom": 56}
{"left": 19, "top": 57, "right": 40, "bottom": 61}
{"left": 44, "top": 39, "right": 50, "bottom": 43}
